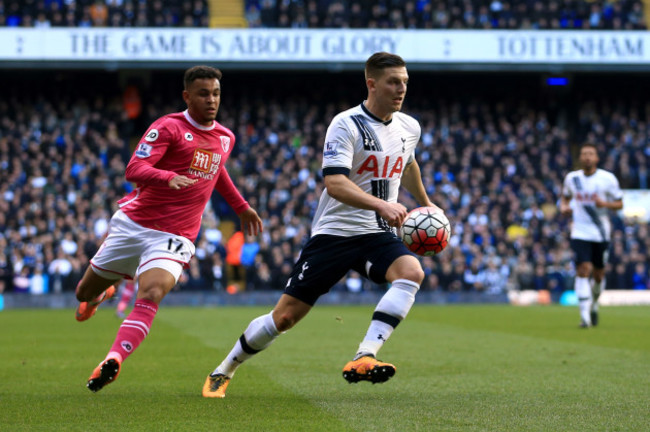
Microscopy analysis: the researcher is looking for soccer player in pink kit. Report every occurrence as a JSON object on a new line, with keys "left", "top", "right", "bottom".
{"left": 115, "top": 280, "right": 137, "bottom": 319}
{"left": 75, "top": 65, "right": 263, "bottom": 392}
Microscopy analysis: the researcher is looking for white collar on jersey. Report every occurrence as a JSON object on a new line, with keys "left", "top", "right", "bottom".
{"left": 183, "top": 110, "right": 216, "bottom": 131}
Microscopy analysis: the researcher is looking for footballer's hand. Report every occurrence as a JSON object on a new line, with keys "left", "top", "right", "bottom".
{"left": 594, "top": 197, "right": 608, "bottom": 208}
{"left": 425, "top": 202, "right": 444, "bottom": 214}
{"left": 559, "top": 203, "right": 572, "bottom": 216}
{"left": 169, "top": 175, "right": 197, "bottom": 190}
{"left": 238, "top": 207, "right": 263, "bottom": 236}
{"left": 378, "top": 202, "right": 408, "bottom": 228}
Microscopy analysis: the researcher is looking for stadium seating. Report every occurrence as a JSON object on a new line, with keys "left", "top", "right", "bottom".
{"left": 2, "top": 1, "right": 645, "bottom": 30}
{"left": 243, "top": 0, "right": 647, "bottom": 30}
{"left": 1, "top": 0, "right": 210, "bottom": 28}
{"left": 0, "top": 71, "right": 647, "bottom": 296}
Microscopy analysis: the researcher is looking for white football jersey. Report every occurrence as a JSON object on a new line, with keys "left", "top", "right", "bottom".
{"left": 562, "top": 168, "right": 623, "bottom": 242}
{"left": 312, "top": 103, "right": 421, "bottom": 237}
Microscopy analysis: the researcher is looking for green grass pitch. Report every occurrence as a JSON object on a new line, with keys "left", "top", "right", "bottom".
{"left": 1, "top": 304, "right": 649, "bottom": 431}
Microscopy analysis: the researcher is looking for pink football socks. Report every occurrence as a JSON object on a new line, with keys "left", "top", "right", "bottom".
{"left": 106, "top": 299, "right": 158, "bottom": 362}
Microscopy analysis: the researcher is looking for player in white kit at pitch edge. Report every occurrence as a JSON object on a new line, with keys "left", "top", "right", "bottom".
{"left": 560, "top": 143, "right": 623, "bottom": 328}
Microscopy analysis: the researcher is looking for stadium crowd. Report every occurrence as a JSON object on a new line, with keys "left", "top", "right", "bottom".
{"left": 0, "top": 0, "right": 209, "bottom": 27}
{"left": 1, "top": 0, "right": 645, "bottom": 30}
{"left": 0, "top": 71, "right": 648, "bottom": 298}
{"left": 244, "top": 0, "right": 647, "bottom": 30}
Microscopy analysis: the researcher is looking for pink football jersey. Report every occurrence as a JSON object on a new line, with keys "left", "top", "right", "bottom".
{"left": 118, "top": 110, "right": 248, "bottom": 241}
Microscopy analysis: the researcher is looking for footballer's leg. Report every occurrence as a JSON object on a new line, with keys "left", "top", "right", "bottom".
{"left": 203, "top": 294, "right": 311, "bottom": 398}
{"left": 575, "top": 262, "right": 594, "bottom": 328}
{"left": 589, "top": 242, "right": 609, "bottom": 327}
{"left": 575, "top": 276, "right": 593, "bottom": 328}
{"left": 75, "top": 267, "right": 119, "bottom": 322}
{"left": 574, "top": 276, "right": 592, "bottom": 328}
{"left": 204, "top": 237, "right": 339, "bottom": 398}
{"left": 343, "top": 254, "right": 423, "bottom": 384}
{"left": 203, "top": 311, "right": 280, "bottom": 398}
{"left": 591, "top": 268, "right": 606, "bottom": 327}
{"left": 116, "top": 280, "right": 137, "bottom": 319}
{"left": 571, "top": 241, "right": 596, "bottom": 328}
{"left": 87, "top": 267, "right": 176, "bottom": 392}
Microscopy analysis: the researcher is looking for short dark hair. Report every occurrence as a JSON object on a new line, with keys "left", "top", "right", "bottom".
{"left": 365, "top": 52, "right": 406, "bottom": 79}
{"left": 184, "top": 65, "right": 222, "bottom": 89}
{"left": 580, "top": 143, "right": 598, "bottom": 152}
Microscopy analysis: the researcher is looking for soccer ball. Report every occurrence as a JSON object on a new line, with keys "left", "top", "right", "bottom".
{"left": 400, "top": 207, "right": 451, "bottom": 256}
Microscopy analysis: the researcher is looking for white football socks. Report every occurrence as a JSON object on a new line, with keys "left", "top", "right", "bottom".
{"left": 213, "top": 311, "right": 279, "bottom": 378}
{"left": 575, "top": 276, "right": 592, "bottom": 325}
{"left": 355, "top": 279, "right": 420, "bottom": 359}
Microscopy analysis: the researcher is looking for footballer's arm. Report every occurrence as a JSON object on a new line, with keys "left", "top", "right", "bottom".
{"left": 324, "top": 173, "right": 407, "bottom": 227}
{"left": 401, "top": 161, "right": 439, "bottom": 211}
{"left": 559, "top": 194, "right": 573, "bottom": 216}
{"left": 595, "top": 197, "right": 623, "bottom": 210}
{"left": 126, "top": 127, "right": 196, "bottom": 190}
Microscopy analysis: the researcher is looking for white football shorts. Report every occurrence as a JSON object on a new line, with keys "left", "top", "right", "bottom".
{"left": 90, "top": 210, "right": 195, "bottom": 283}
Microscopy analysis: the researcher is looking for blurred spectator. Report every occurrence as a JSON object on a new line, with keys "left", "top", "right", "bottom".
{"left": 89, "top": 0, "right": 108, "bottom": 26}
{"left": 184, "top": 260, "right": 209, "bottom": 290}
{"left": 211, "top": 253, "right": 227, "bottom": 290}
{"left": 48, "top": 250, "right": 73, "bottom": 294}
{"left": 478, "top": 260, "right": 507, "bottom": 295}
{"left": 463, "top": 262, "right": 483, "bottom": 291}
{"left": 246, "top": 257, "right": 273, "bottom": 290}
{"left": 30, "top": 265, "right": 49, "bottom": 294}
{"left": 608, "top": 262, "right": 629, "bottom": 289}
{"left": 240, "top": 234, "right": 260, "bottom": 268}
{"left": 345, "top": 271, "right": 364, "bottom": 293}
{"left": 532, "top": 264, "right": 548, "bottom": 291}
{"left": 13, "top": 267, "right": 30, "bottom": 294}
{"left": 245, "top": 4, "right": 262, "bottom": 28}
{"left": 225, "top": 230, "right": 245, "bottom": 284}
{"left": 0, "top": 252, "right": 12, "bottom": 290}
{"left": 631, "top": 262, "right": 648, "bottom": 290}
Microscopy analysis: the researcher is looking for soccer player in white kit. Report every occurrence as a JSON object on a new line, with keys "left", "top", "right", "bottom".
{"left": 560, "top": 144, "right": 623, "bottom": 328}
{"left": 74, "top": 66, "right": 263, "bottom": 392}
{"left": 202, "top": 52, "right": 444, "bottom": 398}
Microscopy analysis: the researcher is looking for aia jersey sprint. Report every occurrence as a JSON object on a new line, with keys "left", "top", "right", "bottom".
{"left": 562, "top": 168, "right": 623, "bottom": 242}
{"left": 118, "top": 110, "right": 248, "bottom": 241}
{"left": 312, "top": 103, "right": 420, "bottom": 237}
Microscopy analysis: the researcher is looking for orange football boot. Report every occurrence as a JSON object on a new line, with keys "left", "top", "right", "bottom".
{"left": 202, "top": 374, "right": 231, "bottom": 398}
{"left": 87, "top": 357, "right": 122, "bottom": 392}
{"left": 75, "top": 285, "right": 116, "bottom": 322}
{"left": 342, "top": 355, "right": 396, "bottom": 384}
